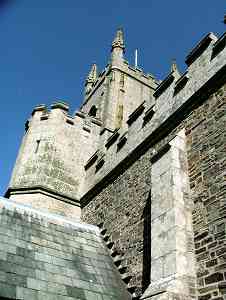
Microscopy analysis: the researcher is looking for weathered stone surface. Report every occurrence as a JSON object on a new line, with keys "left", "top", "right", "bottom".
{"left": 7, "top": 102, "right": 101, "bottom": 217}
{"left": 82, "top": 79, "right": 226, "bottom": 298}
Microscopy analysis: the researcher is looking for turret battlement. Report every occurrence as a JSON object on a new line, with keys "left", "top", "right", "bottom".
{"left": 6, "top": 97, "right": 102, "bottom": 218}
{"left": 31, "top": 101, "right": 69, "bottom": 119}
{"left": 28, "top": 100, "right": 103, "bottom": 134}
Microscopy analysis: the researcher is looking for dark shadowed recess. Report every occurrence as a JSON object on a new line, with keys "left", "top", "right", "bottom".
{"left": 142, "top": 190, "right": 152, "bottom": 292}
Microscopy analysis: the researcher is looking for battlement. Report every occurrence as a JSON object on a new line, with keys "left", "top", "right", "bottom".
{"left": 31, "top": 101, "right": 69, "bottom": 120}
{"left": 7, "top": 98, "right": 102, "bottom": 216}
{"left": 185, "top": 32, "right": 218, "bottom": 65}
{"left": 82, "top": 31, "right": 226, "bottom": 198}
{"left": 27, "top": 100, "right": 102, "bottom": 136}
{"left": 31, "top": 101, "right": 70, "bottom": 118}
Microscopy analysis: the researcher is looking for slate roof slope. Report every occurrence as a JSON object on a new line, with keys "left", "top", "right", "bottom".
{"left": 0, "top": 197, "right": 131, "bottom": 300}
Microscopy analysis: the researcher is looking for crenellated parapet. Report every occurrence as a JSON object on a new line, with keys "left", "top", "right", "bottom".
{"left": 82, "top": 31, "right": 226, "bottom": 198}
{"left": 6, "top": 100, "right": 101, "bottom": 219}
{"left": 26, "top": 100, "right": 102, "bottom": 133}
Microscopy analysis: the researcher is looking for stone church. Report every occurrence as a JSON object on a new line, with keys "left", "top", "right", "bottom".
{"left": 0, "top": 26, "right": 225, "bottom": 300}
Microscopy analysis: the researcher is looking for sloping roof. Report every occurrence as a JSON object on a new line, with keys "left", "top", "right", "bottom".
{"left": 0, "top": 197, "right": 131, "bottom": 300}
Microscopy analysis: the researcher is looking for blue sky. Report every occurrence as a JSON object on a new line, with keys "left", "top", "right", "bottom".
{"left": 0, "top": 0, "right": 225, "bottom": 195}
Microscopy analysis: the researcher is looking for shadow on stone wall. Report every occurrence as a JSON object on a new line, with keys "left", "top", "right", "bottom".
{"left": 142, "top": 190, "right": 152, "bottom": 292}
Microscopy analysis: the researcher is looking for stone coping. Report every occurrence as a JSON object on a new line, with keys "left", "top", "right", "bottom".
{"left": 0, "top": 197, "right": 100, "bottom": 235}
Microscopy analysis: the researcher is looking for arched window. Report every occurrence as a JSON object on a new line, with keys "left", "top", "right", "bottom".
{"left": 88, "top": 105, "right": 98, "bottom": 117}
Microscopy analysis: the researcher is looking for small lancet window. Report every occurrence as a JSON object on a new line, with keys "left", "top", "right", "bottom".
{"left": 88, "top": 105, "right": 98, "bottom": 117}
{"left": 35, "top": 140, "right": 41, "bottom": 153}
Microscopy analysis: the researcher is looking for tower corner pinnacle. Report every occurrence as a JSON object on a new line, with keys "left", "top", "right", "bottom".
{"left": 86, "top": 63, "right": 98, "bottom": 84}
{"left": 111, "top": 28, "right": 125, "bottom": 53}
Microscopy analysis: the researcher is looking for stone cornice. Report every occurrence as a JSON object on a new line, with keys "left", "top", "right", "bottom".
{"left": 5, "top": 185, "right": 80, "bottom": 207}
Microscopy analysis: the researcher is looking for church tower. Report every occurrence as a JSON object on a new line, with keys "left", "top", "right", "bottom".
{"left": 81, "top": 29, "right": 158, "bottom": 141}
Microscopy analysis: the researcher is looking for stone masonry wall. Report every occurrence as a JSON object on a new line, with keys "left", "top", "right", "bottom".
{"left": 187, "top": 86, "right": 226, "bottom": 300}
{"left": 9, "top": 103, "right": 100, "bottom": 203}
{"left": 82, "top": 82, "right": 226, "bottom": 299}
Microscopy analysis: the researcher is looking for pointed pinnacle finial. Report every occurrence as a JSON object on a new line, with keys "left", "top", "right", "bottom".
{"left": 171, "top": 59, "right": 180, "bottom": 78}
{"left": 87, "top": 64, "right": 98, "bottom": 82}
{"left": 171, "top": 59, "right": 177, "bottom": 72}
{"left": 111, "top": 28, "right": 125, "bottom": 52}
